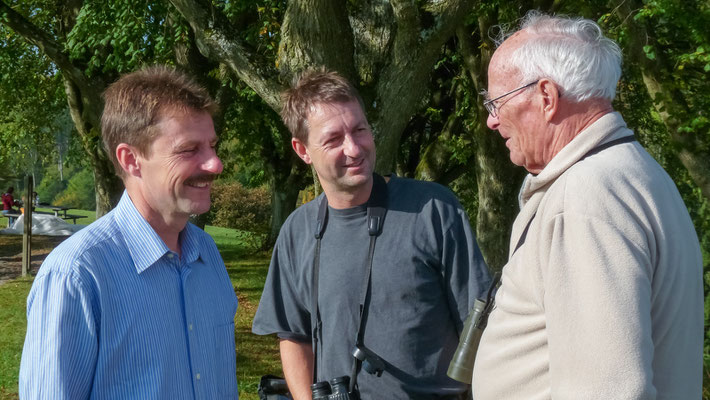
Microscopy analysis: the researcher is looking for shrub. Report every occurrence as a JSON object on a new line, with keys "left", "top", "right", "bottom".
{"left": 209, "top": 181, "right": 271, "bottom": 235}
{"left": 35, "top": 167, "right": 67, "bottom": 205}
{"left": 53, "top": 168, "right": 96, "bottom": 210}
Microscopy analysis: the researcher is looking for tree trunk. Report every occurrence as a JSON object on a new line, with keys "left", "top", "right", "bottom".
{"left": 456, "top": 21, "right": 527, "bottom": 271}
{"left": 267, "top": 160, "right": 309, "bottom": 246}
{"left": 277, "top": 0, "right": 357, "bottom": 81}
{"left": 268, "top": 179, "right": 301, "bottom": 245}
{"left": 471, "top": 115, "right": 526, "bottom": 271}
{"left": 63, "top": 78, "right": 123, "bottom": 216}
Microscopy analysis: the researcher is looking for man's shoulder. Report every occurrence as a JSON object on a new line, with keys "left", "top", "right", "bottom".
{"left": 562, "top": 139, "right": 663, "bottom": 195}
{"left": 41, "top": 212, "right": 121, "bottom": 275}
{"left": 281, "top": 195, "right": 321, "bottom": 233}
{"left": 550, "top": 139, "right": 681, "bottom": 222}
{"left": 388, "top": 176, "right": 461, "bottom": 209}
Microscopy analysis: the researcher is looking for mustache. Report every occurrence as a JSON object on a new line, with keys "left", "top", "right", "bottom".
{"left": 184, "top": 174, "right": 218, "bottom": 185}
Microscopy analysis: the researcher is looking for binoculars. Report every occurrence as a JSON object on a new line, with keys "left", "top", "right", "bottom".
{"left": 311, "top": 376, "right": 358, "bottom": 400}
{"left": 447, "top": 298, "right": 488, "bottom": 383}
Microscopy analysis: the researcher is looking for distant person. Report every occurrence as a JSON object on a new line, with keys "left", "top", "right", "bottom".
{"left": 20, "top": 66, "right": 239, "bottom": 399}
{"left": 253, "top": 69, "right": 490, "bottom": 399}
{"left": 1, "top": 186, "right": 19, "bottom": 214}
{"left": 472, "top": 12, "right": 703, "bottom": 399}
{"left": 32, "top": 191, "right": 39, "bottom": 206}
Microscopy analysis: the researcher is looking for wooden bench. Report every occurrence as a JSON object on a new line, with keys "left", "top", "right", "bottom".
{"left": 61, "top": 214, "right": 88, "bottom": 224}
{"left": 3, "top": 212, "right": 22, "bottom": 228}
{"left": 3, "top": 212, "right": 87, "bottom": 227}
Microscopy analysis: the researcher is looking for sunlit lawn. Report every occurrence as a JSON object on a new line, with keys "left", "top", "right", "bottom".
{"left": 0, "top": 220, "right": 280, "bottom": 400}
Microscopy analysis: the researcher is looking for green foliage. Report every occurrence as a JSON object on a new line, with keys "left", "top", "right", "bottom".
{"left": 65, "top": 0, "right": 187, "bottom": 75}
{"left": 52, "top": 168, "right": 96, "bottom": 211}
{"left": 208, "top": 181, "right": 271, "bottom": 237}
{"left": 35, "top": 167, "right": 66, "bottom": 206}
{"left": 622, "top": 0, "right": 710, "bottom": 137}
{"left": 0, "top": 23, "right": 66, "bottom": 179}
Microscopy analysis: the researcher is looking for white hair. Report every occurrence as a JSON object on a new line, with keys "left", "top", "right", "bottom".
{"left": 496, "top": 11, "right": 622, "bottom": 103}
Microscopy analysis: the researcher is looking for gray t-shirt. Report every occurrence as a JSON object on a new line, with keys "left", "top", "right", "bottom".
{"left": 253, "top": 176, "right": 490, "bottom": 399}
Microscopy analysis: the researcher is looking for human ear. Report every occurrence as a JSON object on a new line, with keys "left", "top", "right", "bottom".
{"left": 116, "top": 143, "right": 142, "bottom": 177}
{"left": 291, "top": 138, "right": 312, "bottom": 165}
{"left": 538, "top": 79, "right": 559, "bottom": 122}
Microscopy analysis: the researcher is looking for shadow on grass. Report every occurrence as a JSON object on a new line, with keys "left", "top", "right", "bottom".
{"left": 236, "top": 328, "right": 282, "bottom": 395}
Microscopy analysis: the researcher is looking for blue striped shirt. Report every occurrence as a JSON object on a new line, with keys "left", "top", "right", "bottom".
{"left": 19, "top": 191, "right": 239, "bottom": 399}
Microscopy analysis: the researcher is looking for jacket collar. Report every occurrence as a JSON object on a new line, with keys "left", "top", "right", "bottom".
{"left": 519, "top": 112, "right": 633, "bottom": 207}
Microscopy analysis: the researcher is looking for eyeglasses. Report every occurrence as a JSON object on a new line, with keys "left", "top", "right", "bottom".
{"left": 483, "top": 81, "right": 538, "bottom": 118}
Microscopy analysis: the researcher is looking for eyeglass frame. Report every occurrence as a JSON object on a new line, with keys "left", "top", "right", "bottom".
{"left": 483, "top": 80, "right": 539, "bottom": 118}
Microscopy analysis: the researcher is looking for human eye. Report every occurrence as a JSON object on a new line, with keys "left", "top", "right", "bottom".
{"left": 177, "top": 146, "right": 198, "bottom": 155}
{"left": 323, "top": 134, "right": 342, "bottom": 147}
{"left": 355, "top": 125, "right": 371, "bottom": 135}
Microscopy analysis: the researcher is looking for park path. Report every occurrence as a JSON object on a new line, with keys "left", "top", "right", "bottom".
{"left": 0, "top": 236, "right": 68, "bottom": 286}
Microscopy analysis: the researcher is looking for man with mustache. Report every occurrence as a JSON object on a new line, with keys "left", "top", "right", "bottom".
{"left": 20, "top": 66, "right": 238, "bottom": 399}
{"left": 253, "top": 69, "right": 490, "bottom": 399}
{"left": 472, "top": 12, "right": 703, "bottom": 399}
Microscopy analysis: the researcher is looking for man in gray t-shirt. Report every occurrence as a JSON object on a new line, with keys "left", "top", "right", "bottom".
{"left": 252, "top": 68, "right": 490, "bottom": 400}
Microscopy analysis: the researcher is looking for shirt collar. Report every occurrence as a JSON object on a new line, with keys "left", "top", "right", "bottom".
{"left": 179, "top": 223, "right": 203, "bottom": 265}
{"left": 114, "top": 191, "right": 204, "bottom": 274}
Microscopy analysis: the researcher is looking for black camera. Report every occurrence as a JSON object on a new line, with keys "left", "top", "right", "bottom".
{"left": 311, "top": 376, "right": 359, "bottom": 400}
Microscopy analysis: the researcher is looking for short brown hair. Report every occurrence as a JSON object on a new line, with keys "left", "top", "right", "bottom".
{"left": 280, "top": 68, "right": 365, "bottom": 143}
{"left": 101, "top": 65, "right": 217, "bottom": 176}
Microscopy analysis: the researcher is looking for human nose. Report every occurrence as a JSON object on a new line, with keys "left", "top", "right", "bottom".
{"left": 342, "top": 134, "right": 362, "bottom": 158}
{"left": 203, "top": 149, "right": 223, "bottom": 175}
{"left": 487, "top": 113, "right": 500, "bottom": 130}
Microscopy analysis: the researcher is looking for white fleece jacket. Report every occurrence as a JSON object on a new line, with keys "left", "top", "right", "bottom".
{"left": 472, "top": 112, "right": 703, "bottom": 400}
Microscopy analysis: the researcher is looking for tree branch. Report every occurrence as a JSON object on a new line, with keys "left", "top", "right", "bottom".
{"left": 1, "top": 1, "right": 103, "bottom": 117}
{"left": 390, "top": 0, "right": 420, "bottom": 60}
{"left": 169, "top": 0, "right": 284, "bottom": 112}
{"left": 0, "top": 1, "right": 104, "bottom": 126}
{"left": 419, "top": 0, "right": 474, "bottom": 55}
{"left": 371, "top": 0, "right": 474, "bottom": 172}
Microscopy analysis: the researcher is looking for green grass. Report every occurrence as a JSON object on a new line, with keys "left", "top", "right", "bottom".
{"left": 206, "top": 225, "right": 282, "bottom": 399}
{"left": 0, "top": 278, "right": 31, "bottom": 400}
{"left": 0, "top": 222, "right": 280, "bottom": 400}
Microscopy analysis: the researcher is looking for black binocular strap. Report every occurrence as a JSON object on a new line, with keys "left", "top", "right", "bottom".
{"left": 310, "top": 173, "right": 388, "bottom": 389}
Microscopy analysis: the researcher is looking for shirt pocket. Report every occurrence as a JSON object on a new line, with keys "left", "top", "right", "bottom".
{"left": 214, "top": 321, "right": 238, "bottom": 397}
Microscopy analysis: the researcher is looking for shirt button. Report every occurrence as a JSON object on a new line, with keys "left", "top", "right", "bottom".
{"left": 196, "top": 373, "right": 201, "bottom": 380}
{"left": 188, "top": 324, "right": 193, "bottom": 331}
{"left": 167, "top": 253, "right": 174, "bottom": 259}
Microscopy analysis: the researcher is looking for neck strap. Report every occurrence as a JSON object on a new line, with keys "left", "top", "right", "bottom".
{"left": 311, "top": 173, "right": 388, "bottom": 384}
